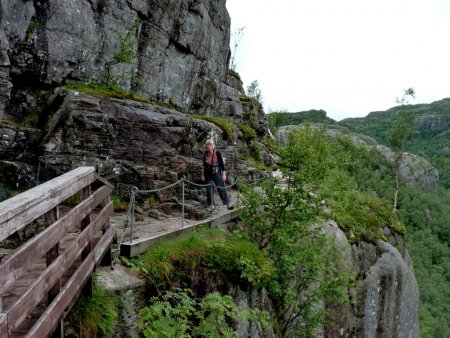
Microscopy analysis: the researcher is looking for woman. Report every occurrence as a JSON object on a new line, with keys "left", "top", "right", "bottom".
{"left": 201, "top": 140, "right": 231, "bottom": 210}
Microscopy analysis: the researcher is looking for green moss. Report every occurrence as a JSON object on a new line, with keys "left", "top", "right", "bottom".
{"left": 237, "top": 122, "right": 256, "bottom": 140}
{"left": 25, "top": 18, "right": 39, "bottom": 41}
{"left": 192, "top": 114, "right": 234, "bottom": 138}
{"left": 63, "top": 192, "right": 81, "bottom": 207}
{"left": 238, "top": 94, "right": 262, "bottom": 110}
{"left": 228, "top": 69, "right": 241, "bottom": 81}
{"left": 66, "top": 82, "right": 150, "bottom": 103}
{"left": 20, "top": 112, "right": 39, "bottom": 127}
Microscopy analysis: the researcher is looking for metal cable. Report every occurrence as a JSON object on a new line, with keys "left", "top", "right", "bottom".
{"left": 120, "top": 171, "right": 271, "bottom": 251}
{"left": 134, "top": 177, "right": 186, "bottom": 194}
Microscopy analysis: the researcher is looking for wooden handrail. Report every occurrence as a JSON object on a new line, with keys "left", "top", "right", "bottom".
{"left": 0, "top": 167, "right": 96, "bottom": 241}
{"left": 0, "top": 167, "right": 114, "bottom": 337}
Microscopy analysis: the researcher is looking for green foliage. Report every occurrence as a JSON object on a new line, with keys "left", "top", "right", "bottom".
{"left": 135, "top": 228, "right": 274, "bottom": 290}
{"left": 325, "top": 132, "right": 449, "bottom": 336}
{"left": 66, "top": 282, "right": 119, "bottom": 337}
{"left": 387, "top": 110, "right": 414, "bottom": 153}
{"left": 249, "top": 140, "right": 262, "bottom": 162}
{"left": 25, "top": 18, "right": 39, "bottom": 41}
{"left": 238, "top": 94, "right": 262, "bottom": 111}
{"left": 318, "top": 135, "right": 407, "bottom": 242}
{"left": 137, "top": 289, "right": 268, "bottom": 338}
{"left": 238, "top": 127, "right": 353, "bottom": 336}
{"left": 236, "top": 122, "right": 256, "bottom": 140}
{"left": 192, "top": 115, "right": 234, "bottom": 139}
{"left": 101, "top": 20, "right": 140, "bottom": 85}
{"left": 323, "top": 177, "right": 405, "bottom": 243}
{"left": 66, "top": 82, "right": 149, "bottom": 102}
{"left": 20, "top": 112, "right": 39, "bottom": 127}
{"left": 63, "top": 192, "right": 81, "bottom": 207}
{"left": 111, "top": 194, "right": 128, "bottom": 212}
{"left": 246, "top": 80, "right": 263, "bottom": 103}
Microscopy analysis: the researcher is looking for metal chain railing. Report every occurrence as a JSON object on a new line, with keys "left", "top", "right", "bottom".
{"left": 32, "top": 155, "right": 272, "bottom": 256}
{"left": 125, "top": 175, "right": 244, "bottom": 246}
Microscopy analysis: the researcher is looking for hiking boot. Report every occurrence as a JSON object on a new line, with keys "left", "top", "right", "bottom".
{"left": 227, "top": 203, "right": 234, "bottom": 210}
{"left": 206, "top": 205, "right": 215, "bottom": 213}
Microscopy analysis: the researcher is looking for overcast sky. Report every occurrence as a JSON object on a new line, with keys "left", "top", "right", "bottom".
{"left": 225, "top": 0, "right": 450, "bottom": 121}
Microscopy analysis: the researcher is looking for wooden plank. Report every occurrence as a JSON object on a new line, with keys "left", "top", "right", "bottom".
{"left": 120, "top": 208, "right": 241, "bottom": 257}
{"left": 100, "top": 194, "right": 112, "bottom": 266}
{"left": 0, "top": 186, "right": 112, "bottom": 294}
{"left": 94, "top": 173, "right": 114, "bottom": 189}
{"left": 0, "top": 167, "right": 96, "bottom": 241}
{"left": 6, "top": 202, "right": 114, "bottom": 333}
{"left": 24, "top": 226, "right": 113, "bottom": 338}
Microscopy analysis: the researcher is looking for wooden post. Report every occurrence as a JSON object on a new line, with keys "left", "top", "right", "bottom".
{"left": 45, "top": 207, "right": 60, "bottom": 304}
{"left": 79, "top": 186, "right": 93, "bottom": 296}
{"left": 100, "top": 193, "right": 112, "bottom": 267}
{"left": 45, "top": 207, "right": 64, "bottom": 338}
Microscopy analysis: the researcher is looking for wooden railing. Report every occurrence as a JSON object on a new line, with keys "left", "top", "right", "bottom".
{"left": 0, "top": 167, "right": 114, "bottom": 337}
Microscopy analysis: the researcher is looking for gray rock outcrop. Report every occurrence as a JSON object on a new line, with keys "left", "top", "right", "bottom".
{"left": 0, "top": 0, "right": 270, "bottom": 193}
{"left": 0, "top": 0, "right": 232, "bottom": 117}
{"left": 376, "top": 145, "right": 439, "bottom": 192}
{"left": 35, "top": 89, "right": 269, "bottom": 204}
{"left": 323, "top": 221, "right": 419, "bottom": 338}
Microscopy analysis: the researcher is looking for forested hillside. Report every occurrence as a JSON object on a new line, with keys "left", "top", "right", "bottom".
{"left": 339, "top": 98, "right": 450, "bottom": 189}
{"left": 338, "top": 99, "right": 449, "bottom": 336}
{"left": 267, "top": 108, "right": 450, "bottom": 337}
{"left": 267, "top": 109, "right": 336, "bottom": 131}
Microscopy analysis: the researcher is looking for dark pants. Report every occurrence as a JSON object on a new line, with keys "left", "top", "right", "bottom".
{"left": 205, "top": 171, "right": 228, "bottom": 206}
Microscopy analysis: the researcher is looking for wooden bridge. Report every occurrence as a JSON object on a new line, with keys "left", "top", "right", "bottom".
{"left": 0, "top": 167, "right": 114, "bottom": 337}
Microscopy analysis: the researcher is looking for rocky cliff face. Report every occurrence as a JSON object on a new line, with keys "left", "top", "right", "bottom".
{"left": 0, "top": 0, "right": 269, "bottom": 191}
{"left": 1, "top": 0, "right": 234, "bottom": 117}
{"left": 36, "top": 88, "right": 271, "bottom": 203}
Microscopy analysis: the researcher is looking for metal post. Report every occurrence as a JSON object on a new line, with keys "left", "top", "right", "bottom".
{"left": 181, "top": 177, "right": 185, "bottom": 228}
{"left": 210, "top": 182, "right": 215, "bottom": 211}
{"left": 130, "top": 187, "right": 138, "bottom": 243}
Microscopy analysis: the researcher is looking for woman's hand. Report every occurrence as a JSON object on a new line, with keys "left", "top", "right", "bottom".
{"left": 222, "top": 172, "right": 227, "bottom": 182}
{"left": 201, "top": 174, "right": 205, "bottom": 181}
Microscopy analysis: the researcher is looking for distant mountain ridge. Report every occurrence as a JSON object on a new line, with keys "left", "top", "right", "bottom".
{"left": 268, "top": 98, "right": 450, "bottom": 188}
{"left": 339, "top": 97, "right": 450, "bottom": 188}
{"left": 267, "top": 109, "right": 336, "bottom": 129}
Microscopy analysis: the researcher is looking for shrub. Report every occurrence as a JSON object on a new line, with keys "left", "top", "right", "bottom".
{"left": 135, "top": 228, "right": 274, "bottom": 289}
